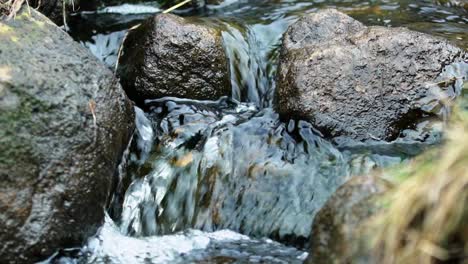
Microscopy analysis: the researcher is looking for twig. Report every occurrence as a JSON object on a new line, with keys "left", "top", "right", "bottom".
{"left": 6, "top": 0, "right": 26, "bottom": 19}
{"left": 163, "top": 0, "right": 192, "bottom": 14}
{"left": 89, "top": 99, "right": 97, "bottom": 127}
{"left": 62, "top": 0, "right": 68, "bottom": 30}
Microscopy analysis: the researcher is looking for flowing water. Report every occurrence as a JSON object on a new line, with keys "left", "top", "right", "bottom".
{"left": 47, "top": 0, "right": 468, "bottom": 263}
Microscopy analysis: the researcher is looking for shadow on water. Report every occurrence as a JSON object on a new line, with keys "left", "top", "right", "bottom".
{"left": 46, "top": 0, "right": 468, "bottom": 263}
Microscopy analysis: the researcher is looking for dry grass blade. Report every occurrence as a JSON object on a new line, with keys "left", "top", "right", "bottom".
{"left": 1, "top": 0, "right": 26, "bottom": 19}
{"left": 163, "top": 0, "right": 192, "bottom": 13}
{"left": 369, "top": 107, "right": 468, "bottom": 264}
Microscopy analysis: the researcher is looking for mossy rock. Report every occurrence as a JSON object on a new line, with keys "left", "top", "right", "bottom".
{"left": 0, "top": 8, "right": 134, "bottom": 262}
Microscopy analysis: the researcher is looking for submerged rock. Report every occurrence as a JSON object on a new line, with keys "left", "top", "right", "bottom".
{"left": 0, "top": 8, "right": 134, "bottom": 262}
{"left": 276, "top": 9, "right": 467, "bottom": 142}
{"left": 305, "top": 175, "right": 391, "bottom": 264}
{"left": 118, "top": 13, "right": 231, "bottom": 104}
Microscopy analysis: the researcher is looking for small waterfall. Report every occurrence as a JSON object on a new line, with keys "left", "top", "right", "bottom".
{"left": 83, "top": 30, "right": 127, "bottom": 67}
{"left": 106, "top": 16, "right": 431, "bottom": 246}
{"left": 115, "top": 99, "right": 401, "bottom": 246}
{"left": 223, "top": 19, "right": 291, "bottom": 108}
{"left": 47, "top": 1, "right": 468, "bottom": 262}
{"left": 134, "top": 107, "right": 155, "bottom": 163}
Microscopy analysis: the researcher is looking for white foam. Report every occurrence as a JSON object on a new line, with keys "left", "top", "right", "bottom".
{"left": 85, "top": 215, "right": 251, "bottom": 263}
{"left": 135, "top": 107, "right": 155, "bottom": 162}
{"left": 204, "top": 229, "right": 250, "bottom": 240}
{"left": 99, "top": 4, "right": 161, "bottom": 14}
{"left": 298, "top": 252, "right": 309, "bottom": 260}
{"left": 207, "top": 0, "right": 240, "bottom": 9}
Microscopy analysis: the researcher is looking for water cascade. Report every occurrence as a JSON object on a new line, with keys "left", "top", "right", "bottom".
{"left": 45, "top": 0, "right": 468, "bottom": 262}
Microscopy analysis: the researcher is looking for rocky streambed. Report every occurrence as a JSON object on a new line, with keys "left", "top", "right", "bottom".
{"left": 1, "top": 0, "right": 467, "bottom": 263}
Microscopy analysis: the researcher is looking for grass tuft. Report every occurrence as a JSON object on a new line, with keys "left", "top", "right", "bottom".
{"left": 369, "top": 106, "right": 468, "bottom": 263}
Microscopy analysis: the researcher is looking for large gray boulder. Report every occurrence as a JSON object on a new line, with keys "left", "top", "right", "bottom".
{"left": 118, "top": 13, "right": 231, "bottom": 104}
{"left": 276, "top": 9, "right": 466, "bottom": 142}
{"left": 0, "top": 8, "right": 134, "bottom": 263}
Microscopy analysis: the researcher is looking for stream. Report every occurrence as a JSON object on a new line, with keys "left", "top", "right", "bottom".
{"left": 45, "top": 0, "right": 467, "bottom": 263}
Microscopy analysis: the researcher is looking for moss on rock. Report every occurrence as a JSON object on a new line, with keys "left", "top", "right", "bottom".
{"left": 0, "top": 7, "right": 135, "bottom": 263}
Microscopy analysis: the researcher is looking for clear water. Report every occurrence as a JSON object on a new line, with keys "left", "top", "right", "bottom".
{"left": 51, "top": 0, "right": 468, "bottom": 263}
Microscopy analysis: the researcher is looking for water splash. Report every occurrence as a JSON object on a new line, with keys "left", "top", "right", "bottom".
{"left": 43, "top": 214, "right": 307, "bottom": 263}
{"left": 115, "top": 99, "right": 405, "bottom": 246}
{"left": 83, "top": 30, "right": 127, "bottom": 67}
{"left": 98, "top": 4, "right": 161, "bottom": 14}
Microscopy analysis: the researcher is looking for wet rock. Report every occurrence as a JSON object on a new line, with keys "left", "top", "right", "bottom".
{"left": 276, "top": 9, "right": 467, "bottom": 142}
{"left": 305, "top": 175, "right": 391, "bottom": 264}
{"left": 118, "top": 13, "right": 231, "bottom": 104}
{"left": 0, "top": 8, "right": 134, "bottom": 263}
